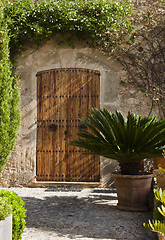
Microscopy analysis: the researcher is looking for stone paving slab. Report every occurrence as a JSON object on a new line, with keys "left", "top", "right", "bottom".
{"left": 6, "top": 187, "right": 157, "bottom": 240}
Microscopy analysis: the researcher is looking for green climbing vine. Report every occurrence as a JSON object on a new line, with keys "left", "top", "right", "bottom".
{"left": 3, "top": 0, "right": 133, "bottom": 56}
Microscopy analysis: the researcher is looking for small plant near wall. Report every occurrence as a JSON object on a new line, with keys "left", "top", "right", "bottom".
{"left": 144, "top": 188, "right": 165, "bottom": 238}
{"left": 0, "top": 197, "right": 12, "bottom": 221}
{"left": 0, "top": 189, "right": 26, "bottom": 240}
{"left": 0, "top": 197, "right": 12, "bottom": 239}
{"left": 0, "top": 0, "right": 20, "bottom": 173}
{"left": 154, "top": 165, "right": 165, "bottom": 191}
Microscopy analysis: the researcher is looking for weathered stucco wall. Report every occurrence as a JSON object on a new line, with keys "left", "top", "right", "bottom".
{"left": 0, "top": 38, "right": 153, "bottom": 187}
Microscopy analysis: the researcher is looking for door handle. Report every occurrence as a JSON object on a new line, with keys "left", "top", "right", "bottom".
{"left": 49, "top": 124, "right": 58, "bottom": 131}
{"left": 79, "top": 124, "right": 87, "bottom": 131}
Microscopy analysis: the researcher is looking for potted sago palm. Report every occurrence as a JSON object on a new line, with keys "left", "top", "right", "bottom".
{"left": 70, "top": 108, "right": 165, "bottom": 211}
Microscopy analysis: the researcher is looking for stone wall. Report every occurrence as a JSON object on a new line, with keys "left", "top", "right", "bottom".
{"left": 0, "top": 38, "right": 155, "bottom": 187}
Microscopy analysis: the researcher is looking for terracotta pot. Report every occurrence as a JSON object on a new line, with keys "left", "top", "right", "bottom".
{"left": 158, "top": 233, "right": 165, "bottom": 240}
{"left": 156, "top": 175, "right": 165, "bottom": 191}
{"left": 111, "top": 173, "right": 153, "bottom": 211}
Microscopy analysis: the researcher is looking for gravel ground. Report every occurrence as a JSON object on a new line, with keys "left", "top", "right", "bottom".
{"left": 5, "top": 187, "right": 157, "bottom": 240}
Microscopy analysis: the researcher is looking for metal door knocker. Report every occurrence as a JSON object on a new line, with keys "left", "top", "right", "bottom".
{"left": 64, "top": 130, "right": 68, "bottom": 135}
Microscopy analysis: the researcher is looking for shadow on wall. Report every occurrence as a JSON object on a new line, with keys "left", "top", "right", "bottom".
{"left": 100, "top": 157, "right": 119, "bottom": 188}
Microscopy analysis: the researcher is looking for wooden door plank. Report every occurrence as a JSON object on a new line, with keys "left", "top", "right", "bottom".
{"left": 93, "top": 72, "right": 100, "bottom": 181}
{"left": 71, "top": 70, "right": 78, "bottom": 181}
{"left": 59, "top": 69, "right": 67, "bottom": 181}
{"left": 87, "top": 70, "right": 93, "bottom": 181}
{"left": 42, "top": 72, "right": 48, "bottom": 179}
{"left": 63, "top": 70, "right": 71, "bottom": 181}
{"left": 49, "top": 71, "right": 54, "bottom": 179}
{"left": 54, "top": 71, "right": 60, "bottom": 181}
{"left": 81, "top": 70, "right": 91, "bottom": 181}
{"left": 37, "top": 74, "right": 42, "bottom": 178}
{"left": 45, "top": 71, "right": 51, "bottom": 180}
{"left": 39, "top": 73, "right": 46, "bottom": 179}
{"left": 65, "top": 70, "right": 70, "bottom": 181}
{"left": 68, "top": 70, "right": 75, "bottom": 180}
{"left": 51, "top": 70, "right": 58, "bottom": 180}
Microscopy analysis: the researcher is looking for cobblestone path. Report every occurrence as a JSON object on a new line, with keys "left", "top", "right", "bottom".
{"left": 8, "top": 187, "right": 157, "bottom": 240}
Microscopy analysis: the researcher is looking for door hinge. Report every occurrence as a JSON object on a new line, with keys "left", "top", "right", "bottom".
{"left": 36, "top": 73, "right": 42, "bottom": 77}
{"left": 94, "top": 72, "right": 101, "bottom": 76}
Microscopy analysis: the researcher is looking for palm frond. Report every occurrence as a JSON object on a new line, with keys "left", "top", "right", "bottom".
{"left": 154, "top": 189, "right": 165, "bottom": 206}
{"left": 87, "top": 109, "right": 116, "bottom": 142}
{"left": 143, "top": 220, "right": 165, "bottom": 234}
{"left": 79, "top": 118, "right": 106, "bottom": 142}
{"left": 70, "top": 108, "right": 165, "bottom": 165}
{"left": 144, "top": 188, "right": 165, "bottom": 235}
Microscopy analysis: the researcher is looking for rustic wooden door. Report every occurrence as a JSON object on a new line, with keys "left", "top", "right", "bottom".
{"left": 36, "top": 68, "right": 100, "bottom": 182}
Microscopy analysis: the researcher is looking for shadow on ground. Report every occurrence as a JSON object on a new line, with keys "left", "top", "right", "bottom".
{"left": 22, "top": 188, "right": 157, "bottom": 240}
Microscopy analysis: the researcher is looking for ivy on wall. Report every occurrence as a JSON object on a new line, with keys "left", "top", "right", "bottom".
{"left": 3, "top": 0, "right": 133, "bottom": 56}
{"left": 116, "top": 0, "right": 165, "bottom": 117}
{"left": 0, "top": 0, "right": 20, "bottom": 173}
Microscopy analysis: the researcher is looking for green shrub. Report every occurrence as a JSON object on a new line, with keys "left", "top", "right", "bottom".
{"left": 0, "top": 0, "right": 20, "bottom": 173}
{"left": 0, "top": 189, "right": 26, "bottom": 240}
{"left": 0, "top": 197, "right": 12, "bottom": 221}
